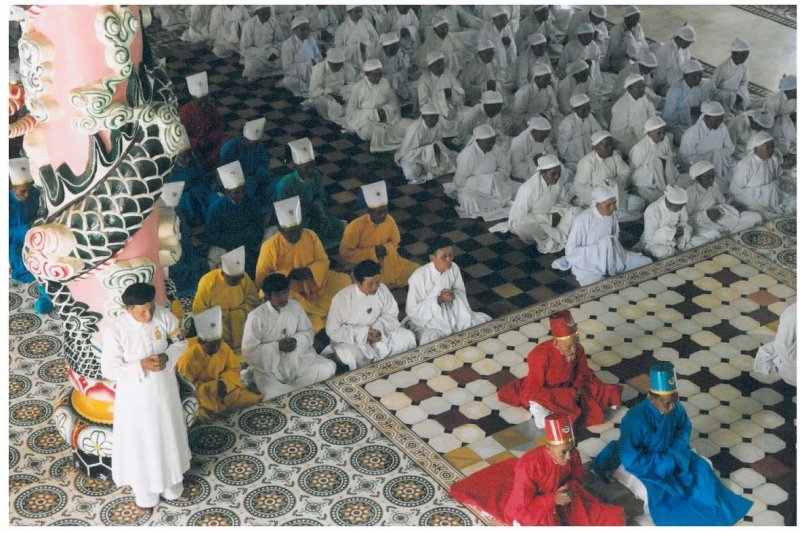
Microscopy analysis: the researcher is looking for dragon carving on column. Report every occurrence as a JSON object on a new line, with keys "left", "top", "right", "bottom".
{"left": 11, "top": 5, "right": 197, "bottom": 477}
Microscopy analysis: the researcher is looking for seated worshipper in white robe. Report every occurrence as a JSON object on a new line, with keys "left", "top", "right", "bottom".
{"left": 565, "top": 5, "right": 609, "bottom": 63}
{"left": 209, "top": 5, "right": 249, "bottom": 58}
{"left": 242, "top": 273, "right": 336, "bottom": 400}
{"left": 557, "top": 93, "right": 604, "bottom": 172}
{"left": 305, "top": 48, "right": 358, "bottom": 125}
{"left": 553, "top": 185, "right": 652, "bottom": 286}
{"left": 378, "top": 32, "right": 416, "bottom": 112}
{"left": 395, "top": 103, "right": 456, "bottom": 184}
{"left": 273, "top": 5, "right": 305, "bottom": 35}
{"left": 607, "top": 6, "right": 648, "bottom": 73}
{"left": 456, "top": 90, "right": 512, "bottom": 150}
{"left": 764, "top": 75, "right": 797, "bottom": 157}
{"left": 417, "top": 15, "right": 464, "bottom": 77}
{"left": 280, "top": 17, "right": 323, "bottom": 98}
{"left": 639, "top": 186, "right": 693, "bottom": 260}
{"left": 685, "top": 161, "right": 761, "bottom": 244}
{"left": 517, "top": 6, "right": 567, "bottom": 58}
{"left": 663, "top": 59, "right": 712, "bottom": 144}
{"left": 516, "top": 33, "right": 555, "bottom": 90}
{"left": 574, "top": 131, "right": 644, "bottom": 220}
{"left": 556, "top": 60, "right": 598, "bottom": 119}
{"left": 653, "top": 23, "right": 695, "bottom": 95}
{"left": 420, "top": 5, "right": 483, "bottom": 43}
{"left": 610, "top": 74, "right": 657, "bottom": 155}
{"left": 462, "top": 38, "right": 513, "bottom": 106}
{"left": 385, "top": 6, "right": 420, "bottom": 49}
{"left": 679, "top": 101, "right": 737, "bottom": 191}
{"left": 479, "top": 6, "right": 517, "bottom": 72}
{"left": 630, "top": 117, "right": 683, "bottom": 204}
{"left": 508, "top": 155, "right": 582, "bottom": 253}
{"left": 730, "top": 132, "right": 797, "bottom": 220}
{"left": 334, "top": 6, "right": 380, "bottom": 71}
{"left": 729, "top": 111, "right": 775, "bottom": 160}
{"left": 711, "top": 38, "right": 751, "bottom": 114}
{"left": 240, "top": 8, "right": 285, "bottom": 81}
{"left": 326, "top": 260, "right": 417, "bottom": 371}
{"left": 478, "top": 4, "right": 521, "bottom": 35}
{"left": 510, "top": 116, "right": 559, "bottom": 182}
{"left": 418, "top": 52, "right": 466, "bottom": 138}
{"left": 405, "top": 238, "right": 491, "bottom": 345}
{"left": 754, "top": 303, "right": 797, "bottom": 387}
{"left": 445, "top": 124, "right": 514, "bottom": 221}
{"left": 557, "top": 23, "right": 602, "bottom": 82}
{"left": 345, "top": 59, "right": 411, "bottom": 153}
{"left": 153, "top": 6, "right": 188, "bottom": 31}
{"left": 613, "top": 52, "right": 663, "bottom": 110}
{"left": 513, "top": 64, "right": 561, "bottom": 131}
{"left": 181, "top": 5, "right": 213, "bottom": 43}
{"left": 302, "top": 5, "right": 339, "bottom": 49}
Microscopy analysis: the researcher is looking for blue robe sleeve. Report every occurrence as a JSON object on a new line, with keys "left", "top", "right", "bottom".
{"left": 619, "top": 406, "right": 678, "bottom": 482}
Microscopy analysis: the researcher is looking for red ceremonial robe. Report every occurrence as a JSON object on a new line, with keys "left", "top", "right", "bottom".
{"left": 498, "top": 340, "right": 622, "bottom": 427}
{"left": 179, "top": 100, "right": 226, "bottom": 171}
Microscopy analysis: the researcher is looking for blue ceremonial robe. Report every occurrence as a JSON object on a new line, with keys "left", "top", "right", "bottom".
{"left": 219, "top": 136, "right": 277, "bottom": 217}
{"left": 9, "top": 189, "right": 39, "bottom": 283}
{"left": 593, "top": 400, "right": 752, "bottom": 526}
{"left": 205, "top": 193, "right": 263, "bottom": 278}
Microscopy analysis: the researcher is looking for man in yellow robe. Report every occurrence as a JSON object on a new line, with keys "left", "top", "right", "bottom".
{"left": 177, "top": 306, "right": 262, "bottom": 421}
{"left": 339, "top": 180, "right": 420, "bottom": 287}
{"left": 255, "top": 196, "right": 351, "bottom": 333}
{"left": 193, "top": 245, "right": 259, "bottom": 358}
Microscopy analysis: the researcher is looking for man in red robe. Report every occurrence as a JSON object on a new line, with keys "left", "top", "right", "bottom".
{"left": 179, "top": 71, "right": 226, "bottom": 172}
{"left": 498, "top": 309, "right": 622, "bottom": 428}
{"left": 504, "top": 416, "right": 626, "bottom": 526}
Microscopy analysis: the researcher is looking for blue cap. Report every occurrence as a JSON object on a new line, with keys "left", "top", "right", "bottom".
{"left": 649, "top": 363, "right": 678, "bottom": 395}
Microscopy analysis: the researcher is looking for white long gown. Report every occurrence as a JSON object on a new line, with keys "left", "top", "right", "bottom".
{"left": 754, "top": 303, "right": 797, "bottom": 386}
{"left": 686, "top": 181, "right": 761, "bottom": 243}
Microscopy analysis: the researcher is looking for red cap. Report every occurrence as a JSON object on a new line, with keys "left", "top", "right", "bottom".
{"left": 544, "top": 415, "right": 574, "bottom": 445}
{"left": 549, "top": 310, "right": 577, "bottom": 339}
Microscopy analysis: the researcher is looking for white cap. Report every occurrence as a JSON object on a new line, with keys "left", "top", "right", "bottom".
{"left": 577, "top": 23, "right": 594, "bottom": 35}
{"left": 186, "top": 71, "right": 209, "bottom": 98}
{"left": 426, "top": 51, "right": 445, "bottom": 66}
{"left": 700, "top": 100, "right": 725, "bottom": 116}
{"left": 731, "top": 38, "right": 749, "bottom": 52}
{"left": 592, "top": 185, "right": 616, "bottom": 203}
{"left": 363, "top": 58, "right": 382, "bottom": 71}
{"left": 243, "top": 117, "right": 266, "bottom": 141}
{"left": 644, "top": 116, "right": 667, "bottom": 133}
{"left": 680, "top": 59, "right": 702, "bottom": 74}
{"left": 537, "top": 154, "right": 561, "bottom": 170}
{"left": 591, "top": 130, "right": 612, "bottom": 146}
{"left": 534, "top": 5, "right": 549, "bottom": 12}
{"left": 288, "top": 137, "right": 315, "bottom": 165}
{"left": 481, "top": 90, "right": 503, "bottom": 104}
{"left": 380, "top": 32, "right": 399, "bottom": 46}
{"left": 420, "top": 102, "right": 439, "bottom": 115}
{"left": 566, "top": 60, "right": 589, "bottom": 76}
{"left": 217, "top": 161, "right": 245, "bottom": 190}
{"left": 689, "top": 160, "right": 715, "bottom": 179}
{"left": 361, "top": 180, "right": 388, "bottom": 208}
{"left": 491, "top": 6, "right": 509, "bottom": 18}
{"left": 346, "top": 5, "right": 359, "bottom": 11}
{"left": 779, "top": 75, "right": 797, "bottom": 92}
{"left": 590, "top": 5, "right": 607, "bottom": 18}
{"left": 747, "top": 131, "right": 774, "bottom": 151}
{"left": 570, "top": 93, "right": 590, "bottom": 108}
{"left": 327, "top": 48, "right": 345, "bottom": 63}
{"left": 533, "top": 63, "right": 552, "bottom": 77}
{"left": 274, "top": 196, "right": 302, "bottom": 228}
{"left": 752, "top": 112, "right": 774, "bottom": 129}
{"left": 291, "top": 16, "right": 309, "bottom": 30}
{"left": 528, "top": 116, "right": 551, "bottom": 130}
{"left": 220, "top": 245, "right": 246, "bottom": 276}
{"left": 478, "top": 37, "right": 495, "bottom": 51}
{"left": 160, "top": 181, "right": 185, "bottom": 208}
{"left": 624, "top": 6, "right": 641, "bottom": 17}
{"left": 194, "top": 306, "right": 223, "bottom": 342}
{"left": 665, "top": 185, "right": 687, "bottom": 204}
{"left": 9, "top": 157, "right": 33, "bottom": 185}
{"left": 528, "top": 33, "right": 547, "bottom": 46}
{"left": 432, "top": 14, "right": 448, "bottom": 28}
{"left": 676, "top": 24, "right": 696, "bottom": 42}
{"left": 624, "top": 73, "right": 644, "bottom": 88}
{"left": 639, "top": 52, "right": 657, "bottom": 67}
{"left": 474, "top": 124, "right": 496, "bottom": 140}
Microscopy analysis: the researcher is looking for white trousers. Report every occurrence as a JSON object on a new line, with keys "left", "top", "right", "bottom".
{"left": 134, "top": 481, "right": 183, "bottom": 508}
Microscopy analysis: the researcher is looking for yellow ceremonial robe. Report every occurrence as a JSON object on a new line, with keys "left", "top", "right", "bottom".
{"left": 193, "top": 269, "right": 260, "bottom": 355}
{"left": 254, "top": 229, "right": 351, "bottom": 332}
{"left": 176, "top": 340, "right": 262, "bottom": 421}
{"left": 339, "top": 214, "right": 420, "bottom": 287}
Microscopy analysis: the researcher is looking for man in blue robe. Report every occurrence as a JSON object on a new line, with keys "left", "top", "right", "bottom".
{"left": 593, "top": 362, "right": 752, "bottom": 526}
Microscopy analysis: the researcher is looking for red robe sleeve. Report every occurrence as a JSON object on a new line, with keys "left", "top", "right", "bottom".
{"left": 504, "top": 447, "right": 560, "bottom": 526}
{"left": 572, "top": 346, "right": 595, "bottom": 390}
{"left": 520, "top": 342, "right": 578, "bottom": 409}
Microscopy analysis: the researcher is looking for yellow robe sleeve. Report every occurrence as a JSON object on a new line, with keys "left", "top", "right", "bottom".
{"left": 255, "top": 237, "right": 289, "bottom": 289}
{"left": 192, "top": 270, "right": 216, "bottom": 315}
{"left": 218, "top": 343, "right": 245, "bottom": 391}
{"left": 383, "top": 216, "right": 401, "bottom": 256}
{"left": 304, "top": 230, "right": 331, "bottom": 288}
{"left": 340, "top": 216, "right": 379, "bottom": 264}
{"left": 241, "top": 274, "right": 260, "bottom": 314}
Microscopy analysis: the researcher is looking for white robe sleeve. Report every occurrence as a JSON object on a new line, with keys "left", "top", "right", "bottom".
{"left": 241, "top": 308, "right": 282, "bottom": 375}
{"left": 327, "top": 289, "right": 371, "bottom": 346}
{"left": 101, "top": 322, "right": 146, "bottom": 383}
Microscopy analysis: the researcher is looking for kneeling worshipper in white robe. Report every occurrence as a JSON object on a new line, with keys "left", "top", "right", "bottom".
{"left": 305, "top": 48, "right": 358, "bottom": 126}
{"left": 711, "top": 38, "right": 751, "bottom": 114}
{"left": 653, "top": 23, "right": 695, "bottom": 95}
{"left": 181, "top": 5, "right": 213, "bottom": 44}
{"left": 405, "top": 238, "right": 491, "bottom": 345}
{"left": 326, "top": 260, "right": 417, "bottom": 371}
{"left": 242, "top": 273, "right": 336, "bottom": 400}
{"left": 613, "top": 52, "right": 663, "bottom": 110}
{"left": 515, "top": 33, "right": 554, "bottom": 90}
{"left": 607, "top": 6, "right": 648, "bottom": 73}
{"left": 686, "top": 161, "right": 761, "bottom": 244}
{"left": 630, "top": 117, "right": 684, "bottom": 205}
{"left": 764, "top": 75, "right": 797, "bottom": 157}
{"left": 556, "top": 60, "right": 598, "bottom": 118}
{"left": 395, "top": 103, "right": 456, "bottom": 184}
{"left": 639, "top": 185, "right": 694, "bottom": 260}
{"left": 558, "top": 23, "right": 602, "bottom": 81}
{"left": 345, "top": 59, "right": 410, "bottom": 153}
{"left": 417, "top": 15, "right": 464, "bottom": 77}
{"left": 729, "top": 111, "right": 774, "bottom": 160}
{"left": 479, "top": 6, "right": 517, "bottom": 72}
{"left": 240, "top": 7, "right": 285, "bottom": 81}
{"left": 378, "top": 32, "right": 416, "bottom": 112}
{"left": 280, "top": 17, "right": 323, "bottom": 98}
{"left": 445, "top": 124, "right": 514, "bottom": 221}
{"left": 509, "top": 116, "right": 559, "bottom": 182}
{"left": 418, "top": 52, "right": 466, "bottom": 139}
{"left": 679, "top": 101, "right": 737, "bottom": 192}
{"left": 101, "top": 283, "right": 190, "bottom": 510}
{"left": 208, "top": 5, "right": 249, "bottom": 58}
{"left": 557, "top": 93, "right": 604, "bottom": 171}
{"left": 610, "top": 74, "right": 657, "bottom": 155}
{"left": 302, "top": 5, "right": 339, "bottom": 49}
{"left": 663, "top": 59, "right": 712, "bottom": 144}
{"left": 334, "top": 6, "right": 380, "bottom": 72}
{"left": 754, "top": 303, "right": 797, "bottom": 387}
{"left": 565, "top": 5, "right": 609, "bottom": 59}
{"left": 553, "top": 186, "right": 652, "bottom": 286}
{"left": 507, "top": 154, "right": 582, "bottom": 253}
{"left": 730, "top": 132, "right": 796, "bottom": 220}
{"left": 574, "top": 131, "right": 645, "bottom": 221}
{"left": 456, "top": 90, "right": 512, "bottom": 150}
{"left": 462, "top": 38, "right": 513, "bottom": 106}
{"left": 512, "top": 64, "right": 561, "bottom": 131}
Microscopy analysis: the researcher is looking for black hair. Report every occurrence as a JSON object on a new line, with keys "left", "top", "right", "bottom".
{"left": 428, "top": 237, "right": 453, "bottom": 256}
{"left": 353, "top": 260, "right": 381, "bottom": 282}
{"left": 262, "top": 273, "right": 290, "bottom": 295}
